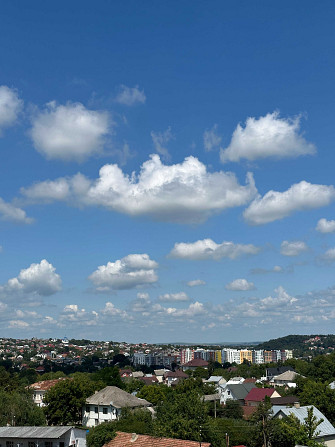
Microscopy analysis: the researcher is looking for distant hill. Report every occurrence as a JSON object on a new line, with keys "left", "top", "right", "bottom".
{"left": 254, "top": 334, "right": 335, "bottom": 356}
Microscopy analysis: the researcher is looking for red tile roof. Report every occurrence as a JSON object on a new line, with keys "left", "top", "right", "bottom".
{"left": 105, "top": 432, "right": 210, "bottom": 447}
{"left": 30, "top": 378, "right": 70, "bottom": 391}
{"left": 245, "top": 388, "right": 278, "bottom": 402}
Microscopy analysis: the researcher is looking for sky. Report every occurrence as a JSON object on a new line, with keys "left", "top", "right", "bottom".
{"left": 1, "top": 1, "right": 335, "bottom": 343}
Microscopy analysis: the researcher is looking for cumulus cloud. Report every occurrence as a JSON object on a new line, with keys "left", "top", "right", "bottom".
{"left": 101, "top": 302, "right": 129, "bottom": 319}
{"left": 169, "top": 238, "right": 260, "bottom": 260}
{"left": 151, "top": 127, "right": 173, "bottom": 160}
{"left": 115, "top": 85, "right": 146, "bottom": 106}
{"left": 30, "top": 101, "right": 110, "bottom": 161}
{"left": 0, "top": 198, "right": 33, "bottom": 224}
{"left": 158, "top": 292, "right": 190, "bottom": 302}
{"left": 89, "top": 254, "right": 158, "bottom": 291}
{"left": 322, "top": 248, "right": 335, "bottom": 262}
{"left": 161, "top": 301, "right": 206, "bottom": 318}
{"left": 244, "top": 181, "right": 335, "bottom": 225}
{"left": 0, "top": 86, "right": 23, "bottom": 134}
{"left": 8, "top": 320, "right": 29, "bottom": 329}
{"left": 220, "top": 111, "right": 316, "bottom": 163}
{"left": 225, "top": 279, "right": 255, "bottom": 291}
{"left": 59, "top": 305, "right": 99, "bottom": 326}
{"left": 281, "top": 240, "right": 308, "bottom": 256}
{"left": 203, "top": 124, "right": 222, "bottom": 152}
{"left": 0, "top": 259, "right": 61, "bottom": 297}
{"left": 21, "top": 154, "right": 257, "bottom": 224}
{"left": 187, "top": 279, "right": 206, "bottom": 287}
{"left": 316, "top": 218, "right": 335, "bottom": 234}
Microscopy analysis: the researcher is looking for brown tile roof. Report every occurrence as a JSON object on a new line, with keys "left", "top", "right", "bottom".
{"left": 105, "top": 432, "right": 210, "bottom": 447}
{"left": 30, "top": 378, "right": 69, "bottom": 391}
{"left": 245, "top": 388, "right": 278, "bottom": 402}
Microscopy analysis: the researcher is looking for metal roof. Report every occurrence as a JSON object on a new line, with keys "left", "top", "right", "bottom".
{"left": 273, "top": 405, "right": 335, "bottom": 438}
{"left": 0, "top": 426, "right": 73, "bottom": 438}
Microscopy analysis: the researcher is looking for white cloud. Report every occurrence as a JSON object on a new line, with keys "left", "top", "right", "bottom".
{"left": 0, "top": 86, "right": 23, "bottom": 134}
{"left": 22, "top": 154, "right": 257, "bottom": 224}
{"left": 162, "top": 301, "right": 206, "bottom": 318}
{"left": 151, "top": 127, "right": 173, "bottom": 160}
{"left": 203, "top": 124, "right": 222, "bottom": 152}
{"left": 30, "top": 101, "right": 110, "bottom": 161}
{"left": 8, "top": 320, "right": 29, "bottom": 329}
{"left": 115, "top": 85, "right": 146, "bottom": 106}
{"left": 158, "top": 292, "right": 190, "bottom": 302}
{"left": 281, "top": 240, "right": 308, "bottom": 256}
{"left": 323, "top": 248, "right": 335, "bottom": 261}
{"left": 101, "top": 302, "right": 129, "bottom": 319}
{"left": 169, "top": 238, "right": 260, "bottom": 260}
{"left": 89, "top": 254, "right": 158, "bottom": 291}
{"left": 60, "top": 305, "right": 99, "bottom": 325}
{"left": 0, "top": 198, "right": 33, "bottom": 224}
{"left": 225, "top": 279, "right": 255, "bottom": 291}
{"left": 187, "top": 279, "right": 206, "bottom": 287}
{"left": 220, "top": 111, "right": 316, "bottom": 163}
{"left": 316, "top": 218, "right": 335, "bottom": 234}
{"left": 0, "top": 259, "right": 61, "bottom": 297}
{"left": 244, "top": 181, "right": 335, "bottom": 225}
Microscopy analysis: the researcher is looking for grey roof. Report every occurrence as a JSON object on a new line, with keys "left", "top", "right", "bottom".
{"left": 0, "top": 426, "right": 73, "bottom": 438}
{"left": 273, "top": 370, "right": 301, "bottom": 381}
{"left": 206, "top": 376, "right": 225, "bottom": 383}
{"left": 86, "top": 386, "right": 152, "bottom": 408}
{"left": 203, "top": 393, "right": 221, "bottom": 402}
{"left": 227, "top": 383, "right": 256, "bottom": 400}
{"left": 273, "top": 405, "right": 335, "bottom": 438}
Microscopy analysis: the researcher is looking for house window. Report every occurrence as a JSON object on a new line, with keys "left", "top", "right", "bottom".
{"left": 86, "top": 406, "right": 90, "bottom": 413}
{"left": 45, "top": 442, "right": 53, "bottom": 447}
{"left": 103, "top": 407, "right": 108, "bottom": 414}
{"left": 28, "top": 442, "right": 36, "bottom": 447}
{"left": 94, "top": 407, "right": 98, "bottom": 413}
{"left": 6, "top": 442, "right": 14, "bottom": 447}
{"left": 95, "top": 419, "right": 99, "bottom": 425}
{"left": 60, "top": 443, "right": 64, "bottom": 447}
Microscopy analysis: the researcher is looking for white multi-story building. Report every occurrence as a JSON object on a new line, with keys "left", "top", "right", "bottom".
{"left": 224, "top": 348, "right": 241, "bottom": 364}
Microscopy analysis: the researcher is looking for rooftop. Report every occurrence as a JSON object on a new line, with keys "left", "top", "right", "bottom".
{"left": 86, "top": 386, "right": 152, "bottom": 408}
{"left": 104, "top": 431, "right": 211, "bottom": 447}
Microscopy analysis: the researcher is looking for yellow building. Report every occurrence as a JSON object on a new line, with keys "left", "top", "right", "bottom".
{"left": 215, "top": 350, "right": 222, "bottom": 364}
{"left": 240, "top": 349, "right": 252, "bottom": 364}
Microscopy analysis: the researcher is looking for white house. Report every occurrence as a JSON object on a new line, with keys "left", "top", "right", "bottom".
{"left": 0, "top": 426, "right": 86, "bottom": 447}
{"left": 82, "top": 386, "right": 152, "bottom": 427}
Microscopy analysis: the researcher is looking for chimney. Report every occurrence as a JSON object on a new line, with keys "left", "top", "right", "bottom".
{"left": 131, "top": 433, "right": 138, "bottom": 442}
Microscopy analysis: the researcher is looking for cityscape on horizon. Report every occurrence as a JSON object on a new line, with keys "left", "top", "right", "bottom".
{"left": 1, "top": 2, "right": 335, "bottom": 343}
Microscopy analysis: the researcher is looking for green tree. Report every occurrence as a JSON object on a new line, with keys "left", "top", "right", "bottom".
{"left": 249, "top": 397, "right": 276, "bottom": 447}
{"left": 221, "top": 400, "right": 243, "bottom": 419}
{"left": 91, "top": 366, "right": 124, "bottom": 389}
{"left": 86, "top": 422, "right": 116, "bottom": 447}
{"left": 280, "top": 407, "right": 326, "bottom": 447}
{"left": 154, "top": 389, "right": 209, "bottom": 442}
{"left": 0, "top": 389, "right": 46, "bottom": 426}
{"left": 114, "top": 408, "right": 154, "bottom": 435}
{"left": 43, "top": 376, "right": 103, "bottom": 425}
{"left": 137, "top": 384, "right": 169, "bottom": 405}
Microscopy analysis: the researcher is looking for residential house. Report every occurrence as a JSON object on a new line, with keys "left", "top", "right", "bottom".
{"left": 181, "top": 358, "right": 208, "bottom": 371}
{"left": 245, "top": 388, "right": 280, "bottom": 407}
{"left": 0, "top": 426, "right": 86, "bottom": 447}
{"left": 273, "top": 405, "right": 335, "bottom": 447}
{"left": 265, "top": 366, "right": 294, "bottom": 381}
{"left": 219, "top": 383, "right": 256, "bottom": 405}
{"left": 103, "top": 431, "right": 210, "bottom": 447}
{"left": 205, "top": 376, "right": 227, "bottom": 388}
{"left": 154, "top": 369, "right": 169, "bottom": 383}
{"left": 82, "top": 386, "right": 152, "bottom": 427}
{"left": 269, "top": 370, "right": 302, "bottom": 388}
{"left": 30, "top": 378, "right": 69, "bottom": 407}
{"left": 163, "top": 370, "right": 188, "bottom": 387}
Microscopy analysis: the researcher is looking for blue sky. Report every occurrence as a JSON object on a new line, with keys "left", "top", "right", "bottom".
{"left": 1, "top": 1, "right": 335, "bottom": 342}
